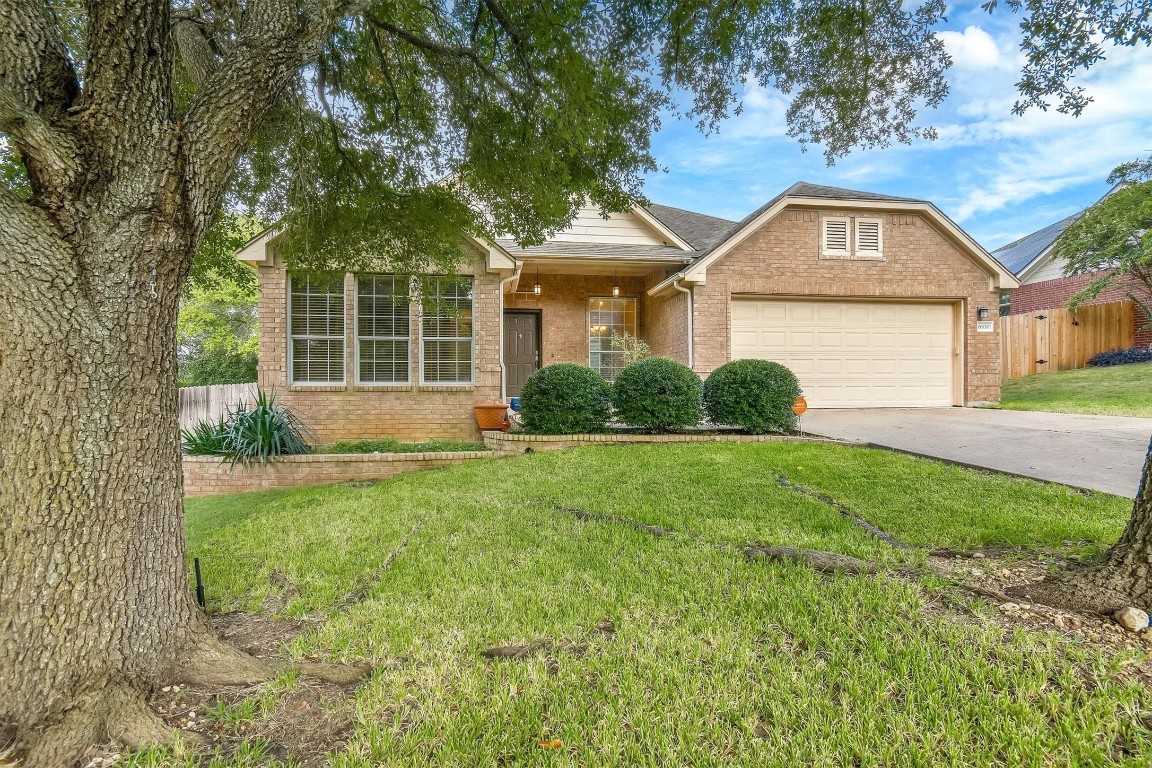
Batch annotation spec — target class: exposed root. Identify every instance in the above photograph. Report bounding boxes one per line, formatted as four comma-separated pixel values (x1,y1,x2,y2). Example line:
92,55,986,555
105,687,204,751
556,505,676,538
342,515,427,606
176,631,285,687
1005,572,1126,616
743,545,878,575
776,473,911,550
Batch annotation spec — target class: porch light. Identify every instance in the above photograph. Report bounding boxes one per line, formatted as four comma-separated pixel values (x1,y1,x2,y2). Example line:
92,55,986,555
977,306,989,320
534,269,542,296
612,271,620,297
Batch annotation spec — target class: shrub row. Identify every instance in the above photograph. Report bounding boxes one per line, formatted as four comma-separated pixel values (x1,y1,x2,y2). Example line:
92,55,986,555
1088,346,1152,367
519,358,800,435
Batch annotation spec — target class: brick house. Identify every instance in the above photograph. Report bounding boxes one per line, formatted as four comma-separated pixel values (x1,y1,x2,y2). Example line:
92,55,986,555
237,182,1018,441
992,205,1152,348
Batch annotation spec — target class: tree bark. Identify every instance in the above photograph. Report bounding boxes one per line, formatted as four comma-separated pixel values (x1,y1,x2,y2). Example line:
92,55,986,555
1010,437,1152,613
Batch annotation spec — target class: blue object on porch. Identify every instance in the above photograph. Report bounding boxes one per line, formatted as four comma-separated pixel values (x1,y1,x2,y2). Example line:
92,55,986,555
509,397,521,411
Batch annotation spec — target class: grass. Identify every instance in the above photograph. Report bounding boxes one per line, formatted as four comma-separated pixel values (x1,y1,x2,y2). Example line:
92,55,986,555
315,438,488,454
168,443,1147,766
1000,361,1152,418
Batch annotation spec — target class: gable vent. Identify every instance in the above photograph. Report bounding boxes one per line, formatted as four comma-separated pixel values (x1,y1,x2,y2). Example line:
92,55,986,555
822,218,850,254
856,218,882,254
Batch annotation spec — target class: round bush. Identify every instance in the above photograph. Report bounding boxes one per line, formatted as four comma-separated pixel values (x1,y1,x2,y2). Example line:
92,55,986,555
703,359,801,434
519,364,612,434
611,357,702,432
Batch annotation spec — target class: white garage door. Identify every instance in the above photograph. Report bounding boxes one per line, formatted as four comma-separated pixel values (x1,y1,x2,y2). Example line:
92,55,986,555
731,299,956,408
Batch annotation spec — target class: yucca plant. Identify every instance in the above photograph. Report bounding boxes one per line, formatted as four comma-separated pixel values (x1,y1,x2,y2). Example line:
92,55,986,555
180,417,229,456
223,389,314,465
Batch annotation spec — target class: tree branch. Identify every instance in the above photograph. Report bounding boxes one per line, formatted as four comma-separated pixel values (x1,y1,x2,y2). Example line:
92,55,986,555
365,14,516,93
0,0,81,193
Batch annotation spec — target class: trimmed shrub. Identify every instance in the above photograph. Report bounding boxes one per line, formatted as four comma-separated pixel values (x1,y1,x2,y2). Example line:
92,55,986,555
1088,347,1152,367
611,357,702,432
703,359,801,434
520,364,612,434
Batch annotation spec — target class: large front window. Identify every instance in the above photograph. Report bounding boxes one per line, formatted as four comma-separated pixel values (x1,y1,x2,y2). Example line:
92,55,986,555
289,274,345,384
588,297,637,380
422,276,474,384
357,274,411,383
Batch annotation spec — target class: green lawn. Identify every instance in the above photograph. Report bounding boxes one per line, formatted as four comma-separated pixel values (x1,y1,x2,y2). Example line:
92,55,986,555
162,443,1146,767
1000,362,1152,418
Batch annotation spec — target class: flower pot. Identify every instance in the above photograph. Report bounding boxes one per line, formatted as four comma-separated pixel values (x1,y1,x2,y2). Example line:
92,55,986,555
473,403,509,431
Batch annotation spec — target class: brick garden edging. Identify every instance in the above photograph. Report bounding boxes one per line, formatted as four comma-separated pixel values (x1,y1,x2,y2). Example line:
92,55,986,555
183,451,492,496
482,430,836,454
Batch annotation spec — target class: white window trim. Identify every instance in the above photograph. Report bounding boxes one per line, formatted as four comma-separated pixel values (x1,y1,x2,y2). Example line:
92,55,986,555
820,215,851,257
354,274,413,386
587,296,638,380
418,276,476,386
854,216,884,259
287,274,346,386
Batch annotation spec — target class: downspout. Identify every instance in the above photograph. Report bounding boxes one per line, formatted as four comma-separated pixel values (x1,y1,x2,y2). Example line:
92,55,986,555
498,259,524,402
672,279,694,370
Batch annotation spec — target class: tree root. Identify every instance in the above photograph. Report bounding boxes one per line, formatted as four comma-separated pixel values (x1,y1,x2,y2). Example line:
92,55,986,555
743,545,878,575
342,515,427,606
775,473,911,550
556,505,677,538
177,617,371,688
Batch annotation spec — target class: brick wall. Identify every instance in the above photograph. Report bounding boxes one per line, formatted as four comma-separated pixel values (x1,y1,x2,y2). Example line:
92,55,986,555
643,273,690,364
257,246,504,442
1011,272,1152,347
183,452,491,496
690,208,1003,404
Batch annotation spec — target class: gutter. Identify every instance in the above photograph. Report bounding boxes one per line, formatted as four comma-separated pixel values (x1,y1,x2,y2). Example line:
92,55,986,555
672,279,694,370
498,259,524,402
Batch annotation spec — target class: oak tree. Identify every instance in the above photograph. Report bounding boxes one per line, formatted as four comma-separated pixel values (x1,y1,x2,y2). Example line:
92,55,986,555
0,0,1148,763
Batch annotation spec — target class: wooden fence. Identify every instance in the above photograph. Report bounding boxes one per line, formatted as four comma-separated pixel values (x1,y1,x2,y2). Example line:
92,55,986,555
1000,300,1134,380
178,383,256,430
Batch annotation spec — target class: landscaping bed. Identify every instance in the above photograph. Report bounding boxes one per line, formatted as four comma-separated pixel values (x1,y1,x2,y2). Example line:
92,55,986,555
121,442,1152,766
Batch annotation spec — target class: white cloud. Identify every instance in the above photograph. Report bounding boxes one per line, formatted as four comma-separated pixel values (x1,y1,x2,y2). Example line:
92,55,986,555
937,26,1014,71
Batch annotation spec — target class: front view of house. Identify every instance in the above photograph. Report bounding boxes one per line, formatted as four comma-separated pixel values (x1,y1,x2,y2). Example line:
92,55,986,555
237,182,1018,441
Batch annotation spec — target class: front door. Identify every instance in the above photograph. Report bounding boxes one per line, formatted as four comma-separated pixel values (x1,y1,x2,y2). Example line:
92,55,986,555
504,311,540,397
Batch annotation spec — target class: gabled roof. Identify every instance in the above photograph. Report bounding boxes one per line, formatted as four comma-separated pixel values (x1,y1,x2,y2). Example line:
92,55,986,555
644,204,736,251
649,181,1019,294
991,214,1079,277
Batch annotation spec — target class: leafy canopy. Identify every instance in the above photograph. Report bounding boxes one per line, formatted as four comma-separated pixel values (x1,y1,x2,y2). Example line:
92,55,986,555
1054,157,1152,322
3,0,1150,282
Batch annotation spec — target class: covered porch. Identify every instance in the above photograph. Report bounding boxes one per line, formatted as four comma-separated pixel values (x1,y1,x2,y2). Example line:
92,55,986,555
499,254,693,398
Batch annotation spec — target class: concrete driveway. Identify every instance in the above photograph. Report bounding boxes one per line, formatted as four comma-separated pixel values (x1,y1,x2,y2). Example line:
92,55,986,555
802,408,1151,498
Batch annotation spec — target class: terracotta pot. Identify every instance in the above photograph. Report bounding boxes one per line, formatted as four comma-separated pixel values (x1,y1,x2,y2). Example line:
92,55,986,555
473,403,509,431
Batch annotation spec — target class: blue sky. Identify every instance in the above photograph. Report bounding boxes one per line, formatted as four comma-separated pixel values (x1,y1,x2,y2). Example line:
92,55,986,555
640,2,1152,251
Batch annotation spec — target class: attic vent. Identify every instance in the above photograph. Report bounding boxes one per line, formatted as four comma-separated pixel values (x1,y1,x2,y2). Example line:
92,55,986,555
822,217,850,255
855,218,883,255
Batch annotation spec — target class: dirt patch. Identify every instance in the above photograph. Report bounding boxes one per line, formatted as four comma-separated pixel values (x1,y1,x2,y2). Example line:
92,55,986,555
929,547,1152,688
84,613,355,768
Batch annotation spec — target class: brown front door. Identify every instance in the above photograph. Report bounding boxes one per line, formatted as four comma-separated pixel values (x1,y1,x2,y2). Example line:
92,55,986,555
504,311,540,397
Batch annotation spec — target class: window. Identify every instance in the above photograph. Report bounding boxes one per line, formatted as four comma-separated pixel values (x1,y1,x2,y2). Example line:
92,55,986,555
289,274,345,383
588,297,637,381
822,215,883,259
357,275,411,383
999,289,1012,317
421,276,474,384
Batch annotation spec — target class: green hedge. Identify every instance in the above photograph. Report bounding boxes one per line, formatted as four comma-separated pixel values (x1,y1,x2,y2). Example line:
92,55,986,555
611,357,702,432
519,364,612,434
702,359,800,434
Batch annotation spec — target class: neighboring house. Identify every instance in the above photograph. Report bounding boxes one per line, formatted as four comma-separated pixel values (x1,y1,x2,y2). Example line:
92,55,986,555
237,182,1018,441
993,203,1152,348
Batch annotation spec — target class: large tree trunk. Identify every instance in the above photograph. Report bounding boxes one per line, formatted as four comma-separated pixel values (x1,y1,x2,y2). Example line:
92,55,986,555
1011,437,1152,613
0,189,207,762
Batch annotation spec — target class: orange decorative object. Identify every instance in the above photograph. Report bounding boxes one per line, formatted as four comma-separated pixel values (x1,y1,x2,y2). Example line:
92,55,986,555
537,739,564,750
473,403,509,430
791,396,808,415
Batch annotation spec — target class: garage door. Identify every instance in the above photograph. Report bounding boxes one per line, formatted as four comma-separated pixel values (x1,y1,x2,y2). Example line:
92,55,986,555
731,299,956,408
